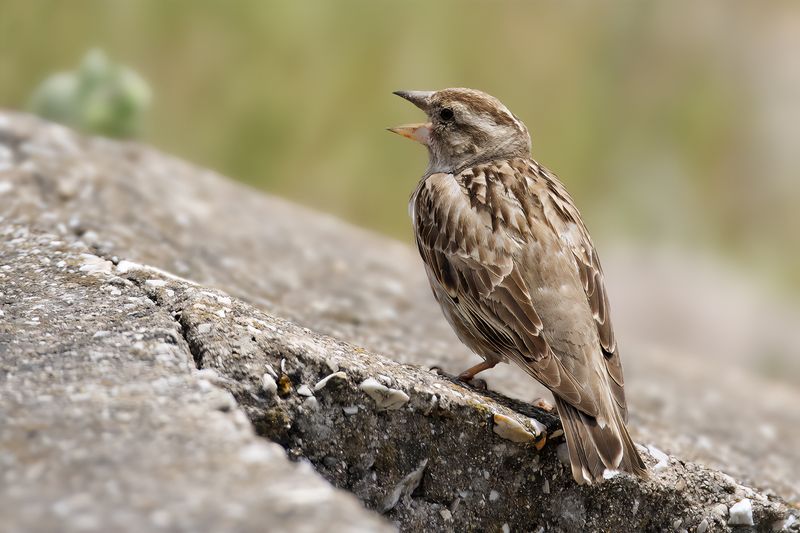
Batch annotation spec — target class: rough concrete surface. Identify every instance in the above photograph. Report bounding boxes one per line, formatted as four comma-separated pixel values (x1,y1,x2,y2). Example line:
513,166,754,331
0,227,390,533
0,111,798,532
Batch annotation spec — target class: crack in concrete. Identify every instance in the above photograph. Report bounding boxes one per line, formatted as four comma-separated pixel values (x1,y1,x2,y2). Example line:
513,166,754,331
176,311,205,370
74,245,205,373
124,274,206,370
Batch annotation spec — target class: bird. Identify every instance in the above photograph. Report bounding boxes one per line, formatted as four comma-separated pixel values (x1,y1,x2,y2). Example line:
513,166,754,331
389,88,646,484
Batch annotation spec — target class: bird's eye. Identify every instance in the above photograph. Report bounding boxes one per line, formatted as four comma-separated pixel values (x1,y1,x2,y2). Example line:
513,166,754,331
439,107,454,121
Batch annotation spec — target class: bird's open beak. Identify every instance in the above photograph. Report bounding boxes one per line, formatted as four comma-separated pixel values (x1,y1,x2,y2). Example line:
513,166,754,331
387,122,431,145
389,90,435,145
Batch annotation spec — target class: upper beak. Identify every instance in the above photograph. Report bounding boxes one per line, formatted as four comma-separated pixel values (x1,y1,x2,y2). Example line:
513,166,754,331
389,90,435,145
392,90,434,112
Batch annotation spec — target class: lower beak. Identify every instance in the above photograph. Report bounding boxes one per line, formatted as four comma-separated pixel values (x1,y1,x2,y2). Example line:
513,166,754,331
388,122,431,145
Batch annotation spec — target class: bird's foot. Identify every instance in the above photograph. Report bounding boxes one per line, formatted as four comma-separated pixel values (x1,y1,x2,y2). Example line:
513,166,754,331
431,365,490,390
459,376,489,390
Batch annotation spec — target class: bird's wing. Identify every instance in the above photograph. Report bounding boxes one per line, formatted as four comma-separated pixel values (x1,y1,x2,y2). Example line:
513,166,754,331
413,161,600,416
533,163,628,420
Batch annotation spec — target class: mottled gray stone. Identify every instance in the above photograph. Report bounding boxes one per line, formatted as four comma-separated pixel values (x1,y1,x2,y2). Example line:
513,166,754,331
111,260,791,532
0,229,390,533
0,110,798,505
0,111,798,532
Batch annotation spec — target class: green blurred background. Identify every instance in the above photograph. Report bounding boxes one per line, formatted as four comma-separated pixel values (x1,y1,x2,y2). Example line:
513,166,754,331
2,1,799,295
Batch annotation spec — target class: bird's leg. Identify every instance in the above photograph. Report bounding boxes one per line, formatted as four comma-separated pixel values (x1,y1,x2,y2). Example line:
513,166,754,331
457,360,498,384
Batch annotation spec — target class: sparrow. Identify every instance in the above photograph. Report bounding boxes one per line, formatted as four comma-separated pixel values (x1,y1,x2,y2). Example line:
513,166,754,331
389,88,646,484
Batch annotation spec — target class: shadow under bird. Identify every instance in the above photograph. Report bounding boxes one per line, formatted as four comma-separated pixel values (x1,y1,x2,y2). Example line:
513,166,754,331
389,88,646,484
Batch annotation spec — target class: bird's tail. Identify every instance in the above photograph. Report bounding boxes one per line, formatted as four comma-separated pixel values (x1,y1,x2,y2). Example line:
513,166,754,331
554,395,647,484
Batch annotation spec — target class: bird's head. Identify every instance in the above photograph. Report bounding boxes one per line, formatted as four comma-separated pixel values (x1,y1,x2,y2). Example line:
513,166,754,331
389,88,531,173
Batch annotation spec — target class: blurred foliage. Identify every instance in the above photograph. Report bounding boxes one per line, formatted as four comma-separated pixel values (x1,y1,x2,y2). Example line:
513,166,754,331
28,49,151,138
1,1,799,294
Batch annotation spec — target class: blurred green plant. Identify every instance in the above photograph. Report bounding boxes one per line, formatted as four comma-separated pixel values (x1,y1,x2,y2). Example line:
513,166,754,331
28,49,151,138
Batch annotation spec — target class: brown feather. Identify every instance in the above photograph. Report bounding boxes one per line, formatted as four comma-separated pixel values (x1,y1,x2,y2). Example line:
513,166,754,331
411,156,645,482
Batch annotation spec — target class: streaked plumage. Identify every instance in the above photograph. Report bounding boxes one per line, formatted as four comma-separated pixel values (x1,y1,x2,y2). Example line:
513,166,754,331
391,88,646,484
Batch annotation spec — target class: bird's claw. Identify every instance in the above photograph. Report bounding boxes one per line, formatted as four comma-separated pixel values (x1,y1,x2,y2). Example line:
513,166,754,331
431,366,490,391
459,376,488,390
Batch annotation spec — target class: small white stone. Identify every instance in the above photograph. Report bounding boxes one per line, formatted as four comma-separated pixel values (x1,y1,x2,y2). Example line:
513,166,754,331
528,417,546,437
489,490,499,502
261,374,278,395
542,479,550,494
492,413,537,444
439,509,453,522
728,498,754,526
303,396,319,411
359,378,409,410
296,384,313,397
115,260,141,273
314,371,347,391
197,323,212,334
695,518,708,533
78,254,113,274
264,364,278,379
325,357,340,373
501,524,510,533
145,279,166,287
342,405,359,415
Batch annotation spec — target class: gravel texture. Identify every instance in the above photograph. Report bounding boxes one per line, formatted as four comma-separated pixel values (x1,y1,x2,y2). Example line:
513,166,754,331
0,228,390,533
1,111,798,531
